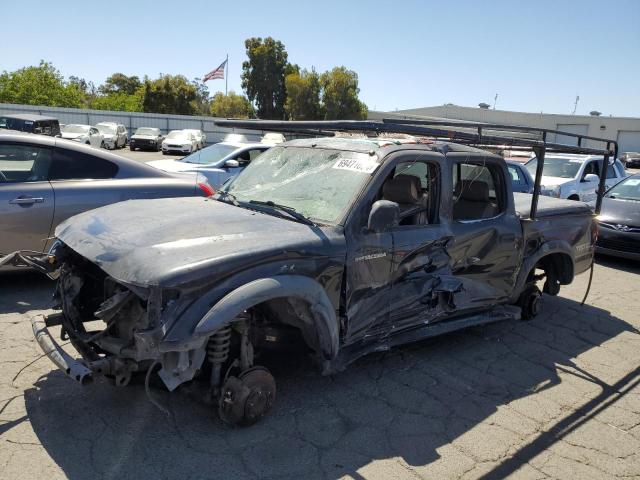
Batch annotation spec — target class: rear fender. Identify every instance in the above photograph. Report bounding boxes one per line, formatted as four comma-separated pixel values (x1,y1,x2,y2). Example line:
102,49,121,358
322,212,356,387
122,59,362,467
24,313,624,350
509,240,575,302
194,275,339,360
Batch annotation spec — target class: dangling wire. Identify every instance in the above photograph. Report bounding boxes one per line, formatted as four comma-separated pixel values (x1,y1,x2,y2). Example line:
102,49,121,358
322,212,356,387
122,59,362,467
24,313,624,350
144,360,171,418
580,260,595,306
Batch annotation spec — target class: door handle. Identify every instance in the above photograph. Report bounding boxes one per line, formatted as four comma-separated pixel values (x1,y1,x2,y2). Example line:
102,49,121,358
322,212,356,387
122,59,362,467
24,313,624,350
9,197,44,205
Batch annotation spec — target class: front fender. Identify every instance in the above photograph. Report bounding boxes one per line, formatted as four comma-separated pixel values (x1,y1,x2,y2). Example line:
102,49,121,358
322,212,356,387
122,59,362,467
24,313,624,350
194,275,339,360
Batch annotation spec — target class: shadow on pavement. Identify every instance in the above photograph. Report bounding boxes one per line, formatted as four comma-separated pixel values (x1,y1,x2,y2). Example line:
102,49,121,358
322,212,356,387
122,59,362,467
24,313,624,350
21,294,638,479
0,270,54,315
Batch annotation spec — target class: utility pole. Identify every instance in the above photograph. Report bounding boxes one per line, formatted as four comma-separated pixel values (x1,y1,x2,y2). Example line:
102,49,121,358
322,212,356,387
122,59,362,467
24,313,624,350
572,95,580,115
493,93,498,109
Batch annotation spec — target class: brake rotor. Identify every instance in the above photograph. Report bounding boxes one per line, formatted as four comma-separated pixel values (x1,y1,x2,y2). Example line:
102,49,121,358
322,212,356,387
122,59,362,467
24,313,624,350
218,366,276,426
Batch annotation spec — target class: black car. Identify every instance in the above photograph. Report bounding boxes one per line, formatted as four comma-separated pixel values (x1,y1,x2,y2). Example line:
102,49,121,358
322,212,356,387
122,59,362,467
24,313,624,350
620,152,640,169
129,127,164,151
0,113,61,136
596,173,640,260
506,160,534,193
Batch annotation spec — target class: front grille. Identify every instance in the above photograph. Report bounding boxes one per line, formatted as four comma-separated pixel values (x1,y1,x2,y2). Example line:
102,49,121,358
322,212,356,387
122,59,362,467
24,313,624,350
597,237,640,253
167,144,182,148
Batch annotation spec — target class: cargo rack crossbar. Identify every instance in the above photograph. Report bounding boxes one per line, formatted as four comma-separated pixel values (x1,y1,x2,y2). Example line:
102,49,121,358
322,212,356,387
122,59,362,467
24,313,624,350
214,118,618,217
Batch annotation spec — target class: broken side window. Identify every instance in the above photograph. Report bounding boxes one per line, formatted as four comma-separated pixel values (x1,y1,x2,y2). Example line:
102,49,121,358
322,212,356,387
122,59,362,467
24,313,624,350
453,161,505,221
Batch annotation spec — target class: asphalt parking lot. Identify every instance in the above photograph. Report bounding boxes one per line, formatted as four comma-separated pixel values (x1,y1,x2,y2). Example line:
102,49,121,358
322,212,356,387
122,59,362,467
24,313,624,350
1,254,639,480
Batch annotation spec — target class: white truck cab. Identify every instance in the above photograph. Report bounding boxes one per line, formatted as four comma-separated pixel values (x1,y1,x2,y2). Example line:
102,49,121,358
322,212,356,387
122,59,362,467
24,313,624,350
524,154,627,202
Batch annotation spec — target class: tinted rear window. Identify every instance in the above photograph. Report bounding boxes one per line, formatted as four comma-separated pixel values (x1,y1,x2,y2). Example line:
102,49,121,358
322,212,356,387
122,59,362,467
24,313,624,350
50,148,118,180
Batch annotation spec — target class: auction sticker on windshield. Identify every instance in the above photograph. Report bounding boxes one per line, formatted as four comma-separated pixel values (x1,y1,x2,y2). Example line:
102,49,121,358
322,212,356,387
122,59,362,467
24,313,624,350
332,157,379,173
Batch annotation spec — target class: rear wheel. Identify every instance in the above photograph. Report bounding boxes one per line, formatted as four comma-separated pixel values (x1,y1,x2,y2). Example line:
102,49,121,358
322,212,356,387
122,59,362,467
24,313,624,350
518,284,542,321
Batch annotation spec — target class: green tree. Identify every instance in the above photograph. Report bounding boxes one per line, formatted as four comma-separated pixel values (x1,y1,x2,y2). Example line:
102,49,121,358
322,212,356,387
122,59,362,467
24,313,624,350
92,91,143,112
0,61,83,107
100,73,142,96
284,69,323,120
320,67,368,120
191,79,211,115
241,37,289,119
210,91,255,118
141,74,198,114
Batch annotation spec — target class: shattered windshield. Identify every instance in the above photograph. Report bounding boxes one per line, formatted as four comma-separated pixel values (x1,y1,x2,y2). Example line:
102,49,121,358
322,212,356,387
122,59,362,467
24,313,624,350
223,146,379,224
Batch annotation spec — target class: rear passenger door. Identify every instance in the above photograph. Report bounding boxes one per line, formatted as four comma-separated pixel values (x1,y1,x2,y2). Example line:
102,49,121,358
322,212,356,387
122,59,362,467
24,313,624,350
0,142,55,254
46,147,121,247
447,155,522,309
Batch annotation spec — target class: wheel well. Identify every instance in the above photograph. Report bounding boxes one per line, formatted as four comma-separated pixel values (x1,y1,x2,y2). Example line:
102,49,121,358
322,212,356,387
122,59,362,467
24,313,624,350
567,194,580,200
249,297,326,356
536,252,574,285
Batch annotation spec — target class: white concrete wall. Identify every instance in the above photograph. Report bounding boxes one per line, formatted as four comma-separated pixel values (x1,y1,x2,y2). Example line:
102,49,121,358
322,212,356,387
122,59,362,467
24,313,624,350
370,106,640,154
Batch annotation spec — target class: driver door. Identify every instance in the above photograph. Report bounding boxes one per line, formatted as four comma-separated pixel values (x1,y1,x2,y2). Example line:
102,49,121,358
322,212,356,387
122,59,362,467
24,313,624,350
0,141,54,255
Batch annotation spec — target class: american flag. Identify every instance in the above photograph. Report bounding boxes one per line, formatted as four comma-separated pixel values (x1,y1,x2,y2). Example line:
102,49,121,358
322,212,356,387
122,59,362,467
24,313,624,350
203,59,227,82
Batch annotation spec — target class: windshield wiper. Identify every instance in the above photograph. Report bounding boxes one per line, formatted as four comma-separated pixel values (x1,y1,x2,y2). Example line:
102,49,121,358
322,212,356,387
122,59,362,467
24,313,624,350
248,200,316,226
215,191,239,206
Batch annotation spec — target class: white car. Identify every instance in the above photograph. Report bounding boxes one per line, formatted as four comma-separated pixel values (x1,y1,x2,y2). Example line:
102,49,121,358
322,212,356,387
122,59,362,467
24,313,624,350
95,122,128,149
184,129,206,150
261,132,286,145
60,124,103,148
524,154,628,202
149,141,269,188
162,130,198,155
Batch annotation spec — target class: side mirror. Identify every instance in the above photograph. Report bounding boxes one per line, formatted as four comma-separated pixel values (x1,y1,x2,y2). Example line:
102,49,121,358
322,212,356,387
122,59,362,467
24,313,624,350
225,159,240,168
584,173,599,183
367,200,399,233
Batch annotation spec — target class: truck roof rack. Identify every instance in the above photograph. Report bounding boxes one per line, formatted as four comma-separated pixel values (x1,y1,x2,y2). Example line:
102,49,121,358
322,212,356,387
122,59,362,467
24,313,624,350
214,119,617,217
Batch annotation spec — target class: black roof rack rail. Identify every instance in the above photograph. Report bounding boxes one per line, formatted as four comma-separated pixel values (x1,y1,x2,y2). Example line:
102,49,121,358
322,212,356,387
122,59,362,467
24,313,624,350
213,119,616,217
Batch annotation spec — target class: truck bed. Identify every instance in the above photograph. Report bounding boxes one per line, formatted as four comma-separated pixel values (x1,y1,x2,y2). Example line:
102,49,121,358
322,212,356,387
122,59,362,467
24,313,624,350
513,192,593,218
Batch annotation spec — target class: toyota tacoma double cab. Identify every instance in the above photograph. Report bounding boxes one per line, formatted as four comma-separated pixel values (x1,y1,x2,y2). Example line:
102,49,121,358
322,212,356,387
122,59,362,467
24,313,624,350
3,119,613,426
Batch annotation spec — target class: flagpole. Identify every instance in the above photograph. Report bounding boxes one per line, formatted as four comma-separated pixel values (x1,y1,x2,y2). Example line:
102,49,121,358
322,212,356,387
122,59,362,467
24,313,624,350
225,54,228,96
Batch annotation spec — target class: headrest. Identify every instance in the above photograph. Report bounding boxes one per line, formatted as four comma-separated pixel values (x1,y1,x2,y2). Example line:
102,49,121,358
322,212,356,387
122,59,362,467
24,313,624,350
455,180,489,202
383,174,420,204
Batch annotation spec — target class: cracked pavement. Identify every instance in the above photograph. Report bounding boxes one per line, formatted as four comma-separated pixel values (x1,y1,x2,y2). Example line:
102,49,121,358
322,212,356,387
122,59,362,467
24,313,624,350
1,255,639,480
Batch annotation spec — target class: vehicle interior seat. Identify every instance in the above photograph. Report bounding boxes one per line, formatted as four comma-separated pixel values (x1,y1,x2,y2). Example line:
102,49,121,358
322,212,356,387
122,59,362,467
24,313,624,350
453,180,497,220
382,174,429,225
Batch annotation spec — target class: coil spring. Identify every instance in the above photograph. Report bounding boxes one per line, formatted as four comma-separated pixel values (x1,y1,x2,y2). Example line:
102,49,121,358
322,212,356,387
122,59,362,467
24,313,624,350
207,325,231,365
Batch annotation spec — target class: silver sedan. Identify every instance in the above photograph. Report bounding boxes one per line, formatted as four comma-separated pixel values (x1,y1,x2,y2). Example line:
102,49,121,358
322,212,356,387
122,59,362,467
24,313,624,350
0,131,213,259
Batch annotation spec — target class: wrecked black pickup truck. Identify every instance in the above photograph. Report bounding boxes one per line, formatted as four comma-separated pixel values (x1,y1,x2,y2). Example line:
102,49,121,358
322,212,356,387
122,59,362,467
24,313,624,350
2,119,617,426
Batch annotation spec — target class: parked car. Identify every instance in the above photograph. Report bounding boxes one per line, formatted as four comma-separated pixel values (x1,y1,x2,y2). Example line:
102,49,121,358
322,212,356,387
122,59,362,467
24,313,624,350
149,141,269,188
95,122,128,149
261,132,286,145
161,130,198,155
184,129,206,150
60,124,103,148
524,154,627,202
620,152,640,168
0,131,213,260
595,173,640,260
506,160,534,193
222,133,249,143
0,114,61,136
10,127,600,426
129,127,164,151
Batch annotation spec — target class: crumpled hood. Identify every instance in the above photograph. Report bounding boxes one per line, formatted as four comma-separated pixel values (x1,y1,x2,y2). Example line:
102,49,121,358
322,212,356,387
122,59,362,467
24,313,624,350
147,159,200,173
54,197,342,287
102,134,115,140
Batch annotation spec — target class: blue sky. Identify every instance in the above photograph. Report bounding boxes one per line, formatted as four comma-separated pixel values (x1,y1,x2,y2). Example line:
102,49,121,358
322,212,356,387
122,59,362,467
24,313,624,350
3,0,639,116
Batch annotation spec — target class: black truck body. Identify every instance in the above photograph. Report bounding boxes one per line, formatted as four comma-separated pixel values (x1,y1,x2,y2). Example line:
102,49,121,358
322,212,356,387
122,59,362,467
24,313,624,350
4,119,615,426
